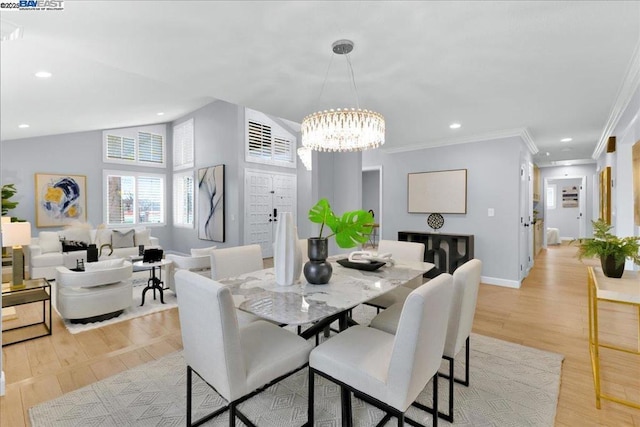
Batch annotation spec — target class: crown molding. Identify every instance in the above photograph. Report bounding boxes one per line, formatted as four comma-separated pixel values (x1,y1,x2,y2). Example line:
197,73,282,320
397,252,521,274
592,41,640,160
382,127,538,155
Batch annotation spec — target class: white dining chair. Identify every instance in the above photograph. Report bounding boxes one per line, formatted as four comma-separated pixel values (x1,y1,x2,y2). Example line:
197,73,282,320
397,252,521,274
369,258,483,422
210,244,266,326
210,244,264,280
308,273,453,427
175,270,313,427
364,239,426,311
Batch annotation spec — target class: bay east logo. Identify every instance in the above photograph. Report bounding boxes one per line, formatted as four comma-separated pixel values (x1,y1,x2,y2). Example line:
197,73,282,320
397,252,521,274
19,0,63,7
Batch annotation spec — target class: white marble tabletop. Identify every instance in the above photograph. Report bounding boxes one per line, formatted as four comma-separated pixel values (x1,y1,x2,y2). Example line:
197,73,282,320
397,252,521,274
133,259,173,269
217,258,434,326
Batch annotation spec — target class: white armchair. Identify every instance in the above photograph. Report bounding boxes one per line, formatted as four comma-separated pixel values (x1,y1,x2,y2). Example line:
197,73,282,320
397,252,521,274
55,259,133,323
165,253,211,294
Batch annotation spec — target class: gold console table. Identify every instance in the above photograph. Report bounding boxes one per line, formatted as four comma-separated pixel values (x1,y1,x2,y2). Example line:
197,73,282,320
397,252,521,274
587,266,640,409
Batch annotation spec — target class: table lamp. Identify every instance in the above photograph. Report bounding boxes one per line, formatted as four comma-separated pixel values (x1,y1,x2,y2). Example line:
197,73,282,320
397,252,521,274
2,221,32,286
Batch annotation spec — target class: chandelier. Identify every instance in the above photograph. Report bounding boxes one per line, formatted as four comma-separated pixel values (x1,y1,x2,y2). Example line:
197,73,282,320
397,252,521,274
301,40,385,152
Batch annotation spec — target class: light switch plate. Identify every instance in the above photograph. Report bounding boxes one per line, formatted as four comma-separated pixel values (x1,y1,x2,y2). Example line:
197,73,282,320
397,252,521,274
488,208,495,217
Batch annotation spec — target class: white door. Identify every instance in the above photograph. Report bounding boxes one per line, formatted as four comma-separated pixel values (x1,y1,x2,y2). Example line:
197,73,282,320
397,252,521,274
519,161,531,281
244,170,297,257
578,177,587,238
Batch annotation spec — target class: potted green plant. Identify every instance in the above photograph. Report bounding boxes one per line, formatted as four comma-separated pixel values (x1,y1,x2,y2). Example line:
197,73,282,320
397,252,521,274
304,198,374,284
575,219,640,278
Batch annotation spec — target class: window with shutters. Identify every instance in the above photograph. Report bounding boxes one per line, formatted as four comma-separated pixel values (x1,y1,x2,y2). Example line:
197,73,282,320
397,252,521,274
104,170,165,226
103,125,166,168
173,171,194,227
245,109,296,168
173,119,194,170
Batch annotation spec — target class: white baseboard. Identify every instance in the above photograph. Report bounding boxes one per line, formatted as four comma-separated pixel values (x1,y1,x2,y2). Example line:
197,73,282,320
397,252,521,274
482,276,521,289
1,371,5,396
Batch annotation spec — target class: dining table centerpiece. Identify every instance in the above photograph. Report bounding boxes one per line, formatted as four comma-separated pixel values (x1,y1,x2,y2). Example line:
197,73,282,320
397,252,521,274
575,219,640,278
304,198,374,284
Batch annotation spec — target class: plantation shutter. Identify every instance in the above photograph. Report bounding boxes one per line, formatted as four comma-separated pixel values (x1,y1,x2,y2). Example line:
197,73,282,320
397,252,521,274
106,135,135,161
173,119,194,170
137,176,164,224
247,120,272,158
138,132,164,164
173,173,194,226
273,136,293,162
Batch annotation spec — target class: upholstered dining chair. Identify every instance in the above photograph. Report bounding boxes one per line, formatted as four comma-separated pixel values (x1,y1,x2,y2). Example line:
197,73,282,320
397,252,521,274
175,270,313,427
369,258,483,422
364,239,426,311
210,244,264,280
308,273,454,427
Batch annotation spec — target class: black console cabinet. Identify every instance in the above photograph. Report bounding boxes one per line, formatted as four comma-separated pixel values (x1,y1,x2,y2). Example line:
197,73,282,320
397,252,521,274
398,231,474,278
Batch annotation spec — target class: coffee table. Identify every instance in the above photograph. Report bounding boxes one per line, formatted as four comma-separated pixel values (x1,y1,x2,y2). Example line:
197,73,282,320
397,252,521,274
133,259,172,306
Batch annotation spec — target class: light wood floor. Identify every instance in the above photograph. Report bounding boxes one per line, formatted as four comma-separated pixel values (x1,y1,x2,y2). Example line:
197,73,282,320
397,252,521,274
2,245,640,426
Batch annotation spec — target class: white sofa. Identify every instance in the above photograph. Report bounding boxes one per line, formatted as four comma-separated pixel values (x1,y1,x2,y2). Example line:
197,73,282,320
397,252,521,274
55,259,133,323
27,226,160,280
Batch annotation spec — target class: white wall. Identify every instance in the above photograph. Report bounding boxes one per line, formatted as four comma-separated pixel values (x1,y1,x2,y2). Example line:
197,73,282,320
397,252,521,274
362,169,380,217
363,136,524,286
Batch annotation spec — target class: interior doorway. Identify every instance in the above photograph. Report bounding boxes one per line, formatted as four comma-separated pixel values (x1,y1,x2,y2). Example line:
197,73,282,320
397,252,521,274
544,175,587,245
362,166,382,248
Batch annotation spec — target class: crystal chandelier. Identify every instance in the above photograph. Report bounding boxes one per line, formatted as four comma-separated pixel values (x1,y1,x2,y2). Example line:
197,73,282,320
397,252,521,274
301,40,385,152
297,146,312,170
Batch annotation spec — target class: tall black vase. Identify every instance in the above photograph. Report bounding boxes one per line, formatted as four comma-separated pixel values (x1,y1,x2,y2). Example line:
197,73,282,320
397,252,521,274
303,238,333,284
601,255,625,278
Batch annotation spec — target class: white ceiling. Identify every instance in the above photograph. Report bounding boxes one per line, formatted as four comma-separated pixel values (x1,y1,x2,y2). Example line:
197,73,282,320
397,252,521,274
1,1,639,166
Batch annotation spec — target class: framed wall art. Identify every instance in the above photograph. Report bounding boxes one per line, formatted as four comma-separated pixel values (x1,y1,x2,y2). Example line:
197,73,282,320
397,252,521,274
561,186,579,208
35,173,87,227
407,169,467,214
198,164,225,242
634,140,640,226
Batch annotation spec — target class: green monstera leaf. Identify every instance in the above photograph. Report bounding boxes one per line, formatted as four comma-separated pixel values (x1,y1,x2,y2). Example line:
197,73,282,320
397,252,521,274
308,198,373,248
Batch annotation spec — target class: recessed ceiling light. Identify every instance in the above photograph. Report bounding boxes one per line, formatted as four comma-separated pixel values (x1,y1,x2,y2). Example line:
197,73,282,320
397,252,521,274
449,123,461,129
546,152,550,156
18,123,29,128
35,71,52,78
157,112,165,116
561,138,572,142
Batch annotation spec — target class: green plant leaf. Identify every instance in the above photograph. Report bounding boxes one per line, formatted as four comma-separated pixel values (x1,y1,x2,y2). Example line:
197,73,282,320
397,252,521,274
308,198,337,238
574,219,640,267
333,210,374,249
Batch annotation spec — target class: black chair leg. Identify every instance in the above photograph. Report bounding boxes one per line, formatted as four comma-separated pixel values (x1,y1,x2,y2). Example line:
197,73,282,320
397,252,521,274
397,413,404,427
341,386,352,427
187,366,193,426
308,368,315,426
229,403,236,427
432,373,438,427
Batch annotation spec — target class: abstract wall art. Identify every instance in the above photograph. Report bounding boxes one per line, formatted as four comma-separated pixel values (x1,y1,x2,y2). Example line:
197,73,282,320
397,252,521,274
561,185,579,208
198,164,225,242
35,173,87,227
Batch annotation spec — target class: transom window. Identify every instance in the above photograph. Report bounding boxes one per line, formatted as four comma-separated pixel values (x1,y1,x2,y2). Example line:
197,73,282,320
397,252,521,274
103,124,166,168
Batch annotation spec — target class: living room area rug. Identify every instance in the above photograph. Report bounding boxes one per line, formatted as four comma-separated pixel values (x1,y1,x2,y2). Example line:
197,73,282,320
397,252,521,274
52,270,178,334
29,310,564,426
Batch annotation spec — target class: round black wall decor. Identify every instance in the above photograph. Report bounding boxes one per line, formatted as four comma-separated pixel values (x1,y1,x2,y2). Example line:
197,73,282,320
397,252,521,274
427,213,444,231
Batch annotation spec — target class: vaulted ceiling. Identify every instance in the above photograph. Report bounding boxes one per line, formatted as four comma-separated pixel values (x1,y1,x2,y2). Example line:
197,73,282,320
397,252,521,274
1,1,639,166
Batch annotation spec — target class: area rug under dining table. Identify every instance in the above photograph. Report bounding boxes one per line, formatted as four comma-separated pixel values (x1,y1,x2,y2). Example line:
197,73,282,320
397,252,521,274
30,304,564,426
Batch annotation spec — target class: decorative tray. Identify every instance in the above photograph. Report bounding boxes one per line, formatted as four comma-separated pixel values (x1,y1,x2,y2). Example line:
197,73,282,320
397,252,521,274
336,258,386,271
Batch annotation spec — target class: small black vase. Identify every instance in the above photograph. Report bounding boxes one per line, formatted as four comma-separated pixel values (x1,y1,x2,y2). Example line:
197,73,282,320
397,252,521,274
303,238,333,284
601,255,625,278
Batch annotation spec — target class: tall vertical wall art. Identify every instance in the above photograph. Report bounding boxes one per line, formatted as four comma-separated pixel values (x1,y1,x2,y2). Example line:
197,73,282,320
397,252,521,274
599,167,611,225
633,140,640,226
35,173,87,227
198,164,225,242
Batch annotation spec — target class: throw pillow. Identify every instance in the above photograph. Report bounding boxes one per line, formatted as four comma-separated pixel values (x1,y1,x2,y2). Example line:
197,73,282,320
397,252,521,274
60,227,91,245
94,228,113,248
134,228,152,247
38,231,62,254
84,258,125,271
112,229,135,248
190,245,217,257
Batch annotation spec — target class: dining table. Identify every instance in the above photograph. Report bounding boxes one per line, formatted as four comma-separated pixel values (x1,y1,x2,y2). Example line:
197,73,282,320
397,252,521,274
217,256,435,339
